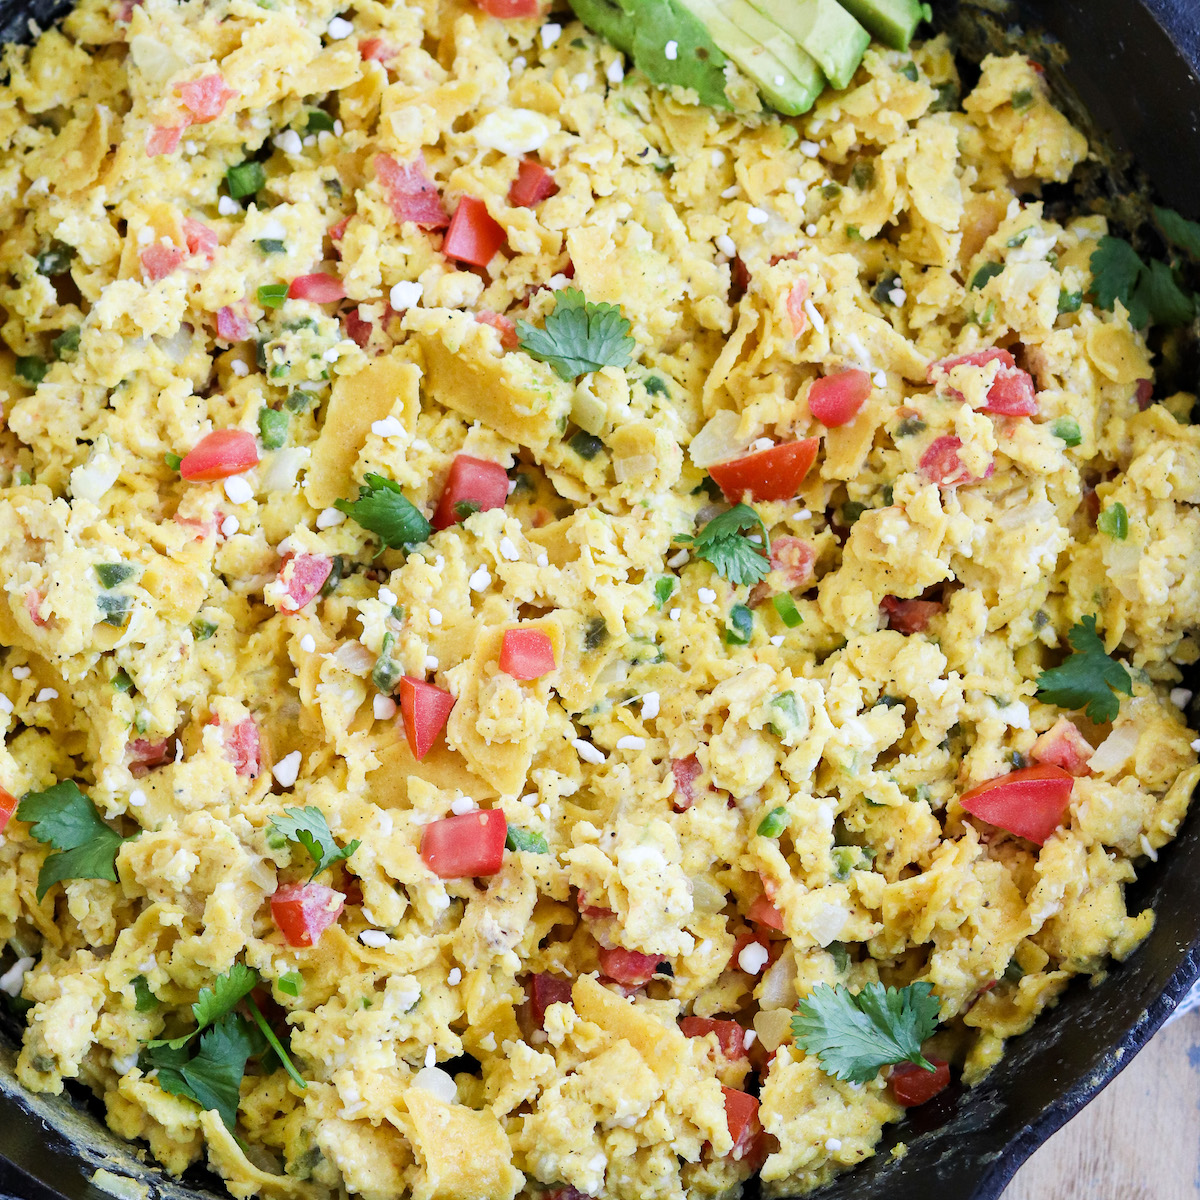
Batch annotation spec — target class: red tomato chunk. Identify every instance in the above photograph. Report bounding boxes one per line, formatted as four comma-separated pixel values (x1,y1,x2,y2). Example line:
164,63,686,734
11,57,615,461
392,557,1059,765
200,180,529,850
271,882,345,947
375,153,449,230
287,274,346,303
919,435,992,488
432,454,510,530
708,438,820,503
680,1017,749,1060
746,894,784,930
670,755,703,811
808,369,872,427
508,159,559,207
126,738,171,774
443,196,507,268
880,595,943,634
786,279,809,335
721,1086,765,1164
183,218,219,260
218,716,261,778
530,973,573,1029
475,310,519,349
0,785,18,834
140,243,184,282
216,306,250,343
889,1058,951,1106
959,764,1074,844
474,0,540,15
179,429,259,481
420,809,507,877
499,628,556,680
147,125,183,156
174,73,237,123
597,947,663,986
1030,716,1094,777
398,677,455,761
276,553,333,612
929,348,1037,417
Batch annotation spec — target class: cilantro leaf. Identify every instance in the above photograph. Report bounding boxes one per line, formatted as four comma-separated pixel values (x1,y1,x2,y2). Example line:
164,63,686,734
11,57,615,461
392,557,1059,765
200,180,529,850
17,781,129,901
268,806,360,880
1155,206,1200,259
244,995,306,1090
144,1014,254,1130
1089,236,1194,328
148,962,260,1050
678,503,770,587
335,474,432,552
132,975,159,1012
1035,615,1133,724
516,288,635,381
791,981,940,1084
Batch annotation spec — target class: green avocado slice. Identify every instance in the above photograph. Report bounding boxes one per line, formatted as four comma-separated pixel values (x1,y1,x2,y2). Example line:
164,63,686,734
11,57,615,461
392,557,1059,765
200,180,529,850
746,0,870,90
568,0,732,109
682,0,826,114
837,0,928,50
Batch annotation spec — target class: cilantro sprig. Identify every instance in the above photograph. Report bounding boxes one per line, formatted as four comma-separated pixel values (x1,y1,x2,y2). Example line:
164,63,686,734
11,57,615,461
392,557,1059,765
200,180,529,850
148,961,259,1050
516,288,635,381
791,981,940,1084
268,806,360,880
17,781,133,901
675,503,770,587
1035,615,1132,724
335,473,432,553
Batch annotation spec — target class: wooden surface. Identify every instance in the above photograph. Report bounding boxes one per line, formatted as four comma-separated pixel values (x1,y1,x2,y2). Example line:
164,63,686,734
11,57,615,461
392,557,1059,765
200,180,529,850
1005,1009,1200,1199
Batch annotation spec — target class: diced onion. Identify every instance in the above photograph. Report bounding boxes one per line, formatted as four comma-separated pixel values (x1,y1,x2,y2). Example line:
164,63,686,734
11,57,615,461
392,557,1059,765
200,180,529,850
1087,722,1140,776
689,410,745,468
753,1008,794,1053
756,947,797,1009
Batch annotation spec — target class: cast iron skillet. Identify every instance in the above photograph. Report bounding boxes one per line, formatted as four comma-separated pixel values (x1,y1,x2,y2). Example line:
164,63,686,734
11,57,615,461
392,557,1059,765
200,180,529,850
0,1,1199,1197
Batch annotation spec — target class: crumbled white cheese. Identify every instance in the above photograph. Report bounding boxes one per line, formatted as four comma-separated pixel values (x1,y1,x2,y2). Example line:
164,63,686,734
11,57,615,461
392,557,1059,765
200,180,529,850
272,750,302,788
223,475,253,505
573,738,605,765
616,735,645,750
389,280,423,310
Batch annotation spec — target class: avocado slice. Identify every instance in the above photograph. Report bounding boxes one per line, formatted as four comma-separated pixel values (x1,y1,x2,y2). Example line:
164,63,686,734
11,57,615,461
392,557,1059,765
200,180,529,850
746,0,869,90
568,0,732,109
837,0,928,50
680,0,826,114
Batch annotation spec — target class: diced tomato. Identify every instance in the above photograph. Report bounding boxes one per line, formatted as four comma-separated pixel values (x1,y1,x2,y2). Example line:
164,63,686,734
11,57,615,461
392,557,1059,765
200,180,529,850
375,153,449,230
708,438,820,503
359,36,395,62
808,369,872,427
721,1087,766,1165
730,256,751,301
443,196,507,268
270,882,344,947
576,891,615,921
24,589,47,627
958,763,1074,845
476,310,519,349
126,738,171,773
174,73,237,123
680,1017,749,1061
345,307,373,348
597,947,664,986
880,595,943,634
146,125,183,156
729,929,778,972
508,159,559,207
786,279,810,335
221,716,261,777
329,215,351,248
1135,378,1153,410
183,218,219,261
276,553,333,612
179,429,260,481
215,306,251,343
1030,716,1094,777
543,1190,588,1200
747,894,784,931
929,349,1037,417
140,243,185,282
432,454,510,529
0,785,17,834
499,628,556,680
474,0,540,15
420,808,507,877
919,435,992,488
670,755,703,811
115,0,143,23
889,1058,951,1107
287,273,345,303
398,676,455,760
530,973,573,1028
762,536,815,595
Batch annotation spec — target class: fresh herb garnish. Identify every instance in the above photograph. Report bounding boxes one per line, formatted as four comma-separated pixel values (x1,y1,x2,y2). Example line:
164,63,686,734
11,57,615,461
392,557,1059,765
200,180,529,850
654,576,677,608
1035,614,1133,723
17,781,132,901
505,827,549,854
675,503,770,587
1097,502,1128,540
51,327,80,360
516,288,635,381
306,110,335,134
1058,289,1082,314
268,806,360,880
970,261,1004,290
141,1015,254,1130
132,975,159,1012
453,499,481,520
1089,235,1194,328
791,981,940,1084
257,239,287,254
335,473,432,552
15,356,46,385
724,603,754,645
36,244,74,275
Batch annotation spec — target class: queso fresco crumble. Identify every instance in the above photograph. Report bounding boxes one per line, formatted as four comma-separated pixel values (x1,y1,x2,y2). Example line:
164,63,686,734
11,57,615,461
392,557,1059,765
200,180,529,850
1,0,1200,1197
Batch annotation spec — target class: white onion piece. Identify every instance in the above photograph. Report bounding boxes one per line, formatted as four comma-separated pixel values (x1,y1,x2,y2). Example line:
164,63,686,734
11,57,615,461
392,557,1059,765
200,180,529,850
689,410,745,468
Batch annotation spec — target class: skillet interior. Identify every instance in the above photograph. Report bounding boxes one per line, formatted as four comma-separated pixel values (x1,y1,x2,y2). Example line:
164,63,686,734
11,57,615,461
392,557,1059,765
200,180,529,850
0,1,1198,1196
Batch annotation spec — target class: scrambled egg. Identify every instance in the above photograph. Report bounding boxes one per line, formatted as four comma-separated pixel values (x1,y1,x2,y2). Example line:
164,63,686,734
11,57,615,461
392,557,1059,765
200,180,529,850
0,3,1198,1199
